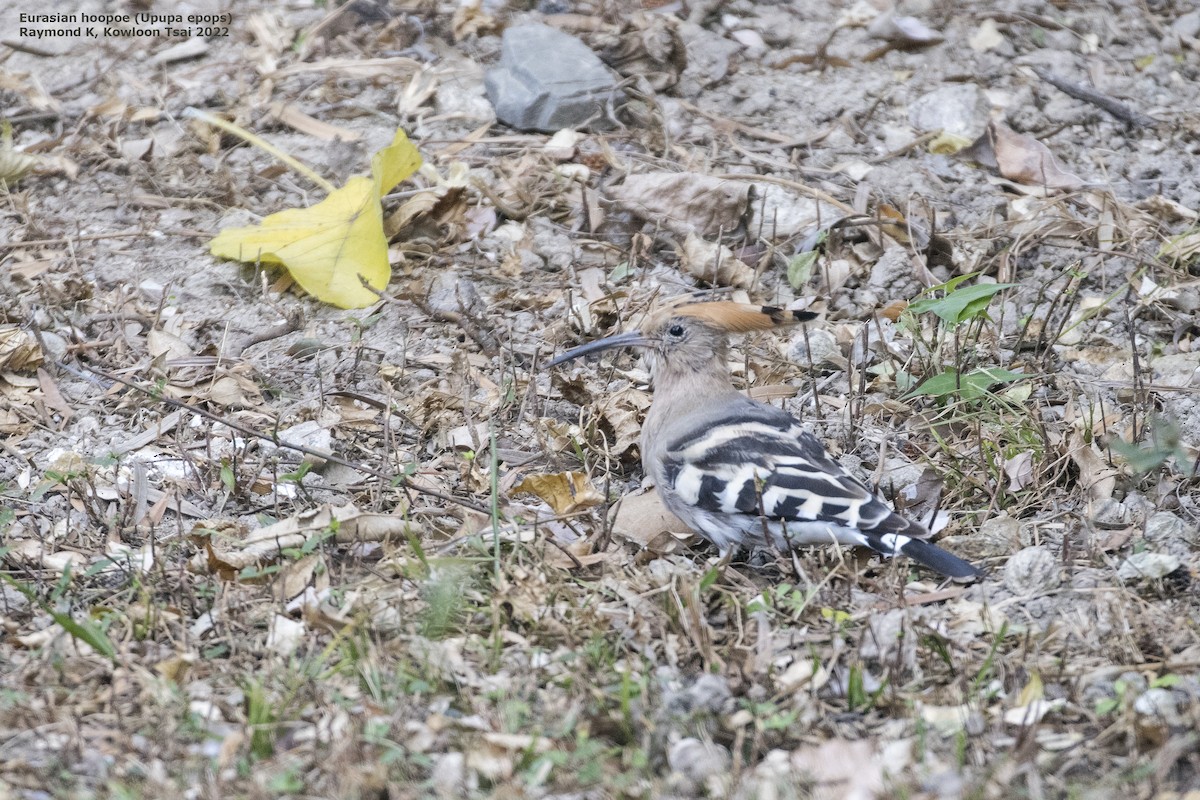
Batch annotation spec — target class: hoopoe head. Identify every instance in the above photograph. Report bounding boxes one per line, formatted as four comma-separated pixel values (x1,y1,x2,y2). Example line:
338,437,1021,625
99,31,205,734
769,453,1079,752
549,301,818,385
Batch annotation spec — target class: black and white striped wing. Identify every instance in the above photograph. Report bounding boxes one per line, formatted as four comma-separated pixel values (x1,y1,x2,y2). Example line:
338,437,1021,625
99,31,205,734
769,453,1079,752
659,400,980,580
660,405,901,536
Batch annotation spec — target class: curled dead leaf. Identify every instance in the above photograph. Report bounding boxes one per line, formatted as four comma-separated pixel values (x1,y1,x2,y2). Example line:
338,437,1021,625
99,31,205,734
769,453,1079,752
189,504,415,580
0,325,44,372
1068,431,1118,504
964,120,1084,191
609,487,690,551
596,386,651,457
607,171,749,238
679,233,756,289
512,471,604,516
0,120,40,182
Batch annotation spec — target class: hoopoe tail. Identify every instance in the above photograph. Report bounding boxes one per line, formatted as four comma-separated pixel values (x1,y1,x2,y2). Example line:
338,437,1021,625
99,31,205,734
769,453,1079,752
864,530,982,582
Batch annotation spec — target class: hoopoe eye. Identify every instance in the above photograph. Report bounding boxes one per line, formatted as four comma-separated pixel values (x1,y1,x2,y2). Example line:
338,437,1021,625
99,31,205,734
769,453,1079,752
667,324,686,338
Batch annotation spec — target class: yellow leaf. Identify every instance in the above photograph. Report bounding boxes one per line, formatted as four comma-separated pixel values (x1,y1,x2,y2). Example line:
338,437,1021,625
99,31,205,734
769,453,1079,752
0,120,40,183
209,127,421,309
512,471,604,516
372,128,422,197
928,131,972,155
1015,671,1043,707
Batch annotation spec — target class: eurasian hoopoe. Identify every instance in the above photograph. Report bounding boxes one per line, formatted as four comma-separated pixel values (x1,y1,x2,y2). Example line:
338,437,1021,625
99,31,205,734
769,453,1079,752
549,300,981,582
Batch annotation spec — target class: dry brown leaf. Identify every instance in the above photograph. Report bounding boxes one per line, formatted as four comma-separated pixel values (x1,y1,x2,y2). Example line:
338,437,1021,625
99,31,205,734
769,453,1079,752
1003,673,1064,726
0,122,40,183
597,386,650,456
679,233,756,289
147,328,193,361
1003,450,1035,492
37,367,72,422
1068,431,1118,504
397,67,439,116
0,325,44,372
0,70,61,112
965,120,1085,191
200,372,263,408
190,504,415,580
273,553,327,601
607,172,749,237
269,57,423,80
452,0,498,40
147,39,209,65
385,186,466,237
600,12,687,92
609,487,690,549
86,97,128,120
512,471,604,516
790,739,886,800
4,539,87,573
1137,194,1199,223
154,653,196,683
466,740,514,782
268,102,362,142
1159,230,1200,267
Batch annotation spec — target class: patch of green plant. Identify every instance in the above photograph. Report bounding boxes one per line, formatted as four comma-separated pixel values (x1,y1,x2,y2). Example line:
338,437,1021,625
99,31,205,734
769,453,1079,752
821,606,853,630
420,561,476,639
243,678,279,759
971,621,1009,696
899,272,1027,411
528,732,614,789
743,698,799,732
279,462,312,483
267,766,305,793
846,662,886,712
105,781,146,800
1110,417,1196,476
361,718,412,769
907,275,1016,326
907,366,1026,402
1094,678,1129,716
746,581,825,623
0,563,117,662
219,458,236,492
786,233,827,289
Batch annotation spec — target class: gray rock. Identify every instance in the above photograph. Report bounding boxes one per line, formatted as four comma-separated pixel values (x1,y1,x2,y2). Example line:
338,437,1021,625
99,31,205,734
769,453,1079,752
1165,9,1200,52
1003,545,1061,596
908,84,988,139
974,513,1022,556
787,327,839,365
668,738,731,789
485,23,625,132
431,752,467,798
272,420,333,468
1117,552,1181,581
1090,498,1134,529
1133,687,1184,725
1144,511,1200,558
1150,352,1200,387
1173,9,1200,37
663,673,732,717
678,21,742,96
868,246,924,299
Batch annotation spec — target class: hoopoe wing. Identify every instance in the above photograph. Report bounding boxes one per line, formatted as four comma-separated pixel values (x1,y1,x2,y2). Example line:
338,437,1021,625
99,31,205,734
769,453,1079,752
658,399,980,580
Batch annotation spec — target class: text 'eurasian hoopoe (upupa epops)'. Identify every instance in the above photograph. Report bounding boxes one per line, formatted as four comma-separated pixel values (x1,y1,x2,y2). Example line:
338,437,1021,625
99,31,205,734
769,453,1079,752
549,300,981,582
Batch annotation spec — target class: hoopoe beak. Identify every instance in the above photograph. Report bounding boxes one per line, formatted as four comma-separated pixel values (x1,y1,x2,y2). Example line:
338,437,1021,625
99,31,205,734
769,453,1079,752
547,330,650,367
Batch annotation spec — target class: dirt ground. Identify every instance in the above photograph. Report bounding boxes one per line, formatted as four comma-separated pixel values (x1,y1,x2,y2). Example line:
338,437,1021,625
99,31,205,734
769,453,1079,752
2,0,1200,797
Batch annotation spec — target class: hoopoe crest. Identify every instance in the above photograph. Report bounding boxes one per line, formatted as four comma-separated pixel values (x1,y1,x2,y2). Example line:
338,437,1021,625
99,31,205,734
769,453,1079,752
550,300,981,582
